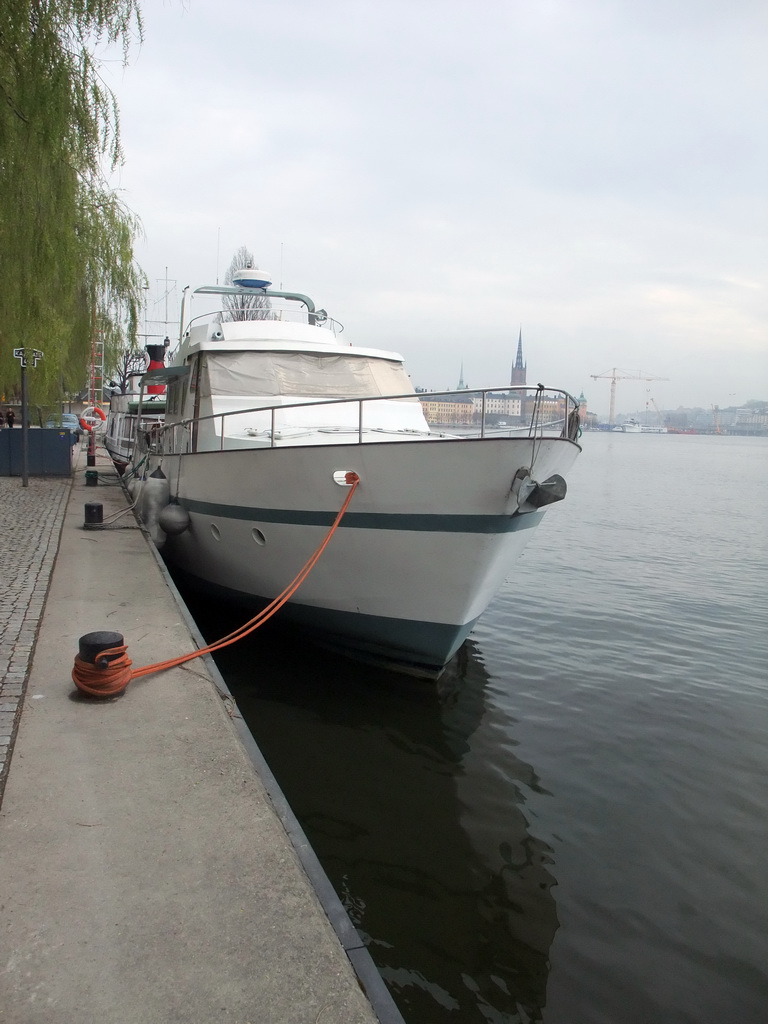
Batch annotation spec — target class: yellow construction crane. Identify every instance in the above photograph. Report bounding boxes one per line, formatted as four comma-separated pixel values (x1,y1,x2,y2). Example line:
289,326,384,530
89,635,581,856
590,368,669,425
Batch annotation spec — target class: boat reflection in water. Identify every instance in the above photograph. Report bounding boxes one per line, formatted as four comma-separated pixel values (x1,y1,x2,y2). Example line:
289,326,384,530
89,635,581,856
181,588,559,1023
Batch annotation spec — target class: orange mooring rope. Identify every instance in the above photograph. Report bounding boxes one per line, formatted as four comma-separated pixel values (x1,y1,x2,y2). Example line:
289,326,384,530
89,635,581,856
72,473,361,698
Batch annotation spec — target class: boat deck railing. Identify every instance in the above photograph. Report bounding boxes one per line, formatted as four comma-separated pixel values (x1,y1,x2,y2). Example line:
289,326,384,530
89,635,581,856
136,384,580,457
182,305,345,340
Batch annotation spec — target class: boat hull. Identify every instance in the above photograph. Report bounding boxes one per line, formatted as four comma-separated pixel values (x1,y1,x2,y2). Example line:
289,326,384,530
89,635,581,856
152,435,580,676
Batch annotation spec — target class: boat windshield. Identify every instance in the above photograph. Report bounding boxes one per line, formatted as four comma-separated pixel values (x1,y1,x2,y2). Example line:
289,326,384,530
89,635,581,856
199,350,415,399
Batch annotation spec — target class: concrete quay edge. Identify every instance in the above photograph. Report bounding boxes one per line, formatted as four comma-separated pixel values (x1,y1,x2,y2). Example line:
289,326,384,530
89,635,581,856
0,448,405,1024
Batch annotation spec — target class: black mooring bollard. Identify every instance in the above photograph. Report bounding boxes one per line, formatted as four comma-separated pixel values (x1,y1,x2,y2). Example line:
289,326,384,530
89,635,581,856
85,469,98,486
78,631,124,670
84,502,103,526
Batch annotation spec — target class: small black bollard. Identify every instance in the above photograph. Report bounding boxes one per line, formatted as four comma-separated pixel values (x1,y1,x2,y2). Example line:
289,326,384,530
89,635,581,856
78,631,124,670
85,469,98,486
84,502,103,526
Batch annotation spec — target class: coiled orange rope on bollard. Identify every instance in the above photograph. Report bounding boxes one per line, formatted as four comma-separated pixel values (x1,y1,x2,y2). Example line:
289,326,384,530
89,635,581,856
72,646,134,698
72,473,361,698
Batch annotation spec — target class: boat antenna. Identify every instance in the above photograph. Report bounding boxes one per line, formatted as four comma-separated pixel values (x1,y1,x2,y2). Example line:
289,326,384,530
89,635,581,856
279,241,284,290
179,286,190,344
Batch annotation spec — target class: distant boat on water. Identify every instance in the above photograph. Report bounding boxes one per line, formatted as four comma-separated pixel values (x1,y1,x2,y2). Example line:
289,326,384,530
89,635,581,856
615,419,667,434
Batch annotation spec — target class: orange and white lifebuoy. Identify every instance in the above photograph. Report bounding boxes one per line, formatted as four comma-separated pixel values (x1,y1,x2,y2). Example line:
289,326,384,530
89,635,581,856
79,406,107,431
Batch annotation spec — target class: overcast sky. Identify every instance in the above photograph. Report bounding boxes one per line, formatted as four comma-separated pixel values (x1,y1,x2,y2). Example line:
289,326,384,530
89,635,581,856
103,0,767,416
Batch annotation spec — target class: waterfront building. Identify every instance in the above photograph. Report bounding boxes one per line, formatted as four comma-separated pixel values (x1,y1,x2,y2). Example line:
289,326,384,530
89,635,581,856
419,394,475,424
470,392,523,419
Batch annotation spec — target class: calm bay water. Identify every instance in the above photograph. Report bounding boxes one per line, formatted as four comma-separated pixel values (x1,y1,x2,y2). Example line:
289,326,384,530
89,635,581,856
181,433,768,1024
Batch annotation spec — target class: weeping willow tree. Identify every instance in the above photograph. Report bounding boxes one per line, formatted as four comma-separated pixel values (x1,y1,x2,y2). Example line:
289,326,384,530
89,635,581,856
0,0,146,407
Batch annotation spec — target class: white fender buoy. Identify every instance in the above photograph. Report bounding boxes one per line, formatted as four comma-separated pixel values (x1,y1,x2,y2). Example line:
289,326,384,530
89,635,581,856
126,473,143,500
140,467,170,547
158,503,191,536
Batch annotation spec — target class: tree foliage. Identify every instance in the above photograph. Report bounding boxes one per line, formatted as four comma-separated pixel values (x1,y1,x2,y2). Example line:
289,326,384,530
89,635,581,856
108,346,147,394
221,246,273,321
0,0,146,405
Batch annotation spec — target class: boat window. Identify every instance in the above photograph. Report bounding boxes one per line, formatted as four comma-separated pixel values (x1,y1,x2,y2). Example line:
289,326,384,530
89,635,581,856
167,377,181,415
199,351,414,399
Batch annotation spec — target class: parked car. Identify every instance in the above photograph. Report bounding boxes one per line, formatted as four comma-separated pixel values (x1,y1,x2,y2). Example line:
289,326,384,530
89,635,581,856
45,412,83,441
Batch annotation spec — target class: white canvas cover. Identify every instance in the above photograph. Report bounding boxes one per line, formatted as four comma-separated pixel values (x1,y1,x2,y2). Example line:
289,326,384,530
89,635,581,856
199,351,414,400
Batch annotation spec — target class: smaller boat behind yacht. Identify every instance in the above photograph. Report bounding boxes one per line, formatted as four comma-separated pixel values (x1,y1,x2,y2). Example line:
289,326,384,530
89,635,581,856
105,343,168,473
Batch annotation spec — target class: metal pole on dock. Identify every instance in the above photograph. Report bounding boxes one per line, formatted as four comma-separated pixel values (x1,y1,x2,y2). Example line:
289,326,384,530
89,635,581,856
13,347,43,488
20,358,28,487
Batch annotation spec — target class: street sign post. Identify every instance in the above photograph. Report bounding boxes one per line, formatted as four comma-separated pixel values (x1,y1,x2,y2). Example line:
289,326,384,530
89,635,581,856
12,348,44,487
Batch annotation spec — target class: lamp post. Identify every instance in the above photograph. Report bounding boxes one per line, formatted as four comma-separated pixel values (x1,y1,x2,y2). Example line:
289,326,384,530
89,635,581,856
12,347,44,487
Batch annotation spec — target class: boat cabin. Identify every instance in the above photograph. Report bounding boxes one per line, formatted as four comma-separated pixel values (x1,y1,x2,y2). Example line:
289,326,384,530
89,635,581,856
161,291,430,450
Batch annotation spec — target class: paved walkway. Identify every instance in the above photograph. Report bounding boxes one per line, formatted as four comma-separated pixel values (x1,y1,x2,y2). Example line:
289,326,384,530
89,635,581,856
0,452,399,1024
0,475,70,800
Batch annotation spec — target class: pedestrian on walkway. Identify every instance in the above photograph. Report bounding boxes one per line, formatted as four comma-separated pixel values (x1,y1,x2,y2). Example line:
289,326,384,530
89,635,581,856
5,408,15,428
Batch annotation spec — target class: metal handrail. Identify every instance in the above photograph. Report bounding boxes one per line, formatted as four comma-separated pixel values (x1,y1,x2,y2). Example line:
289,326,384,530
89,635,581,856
137,384,580,457
182,307,345,338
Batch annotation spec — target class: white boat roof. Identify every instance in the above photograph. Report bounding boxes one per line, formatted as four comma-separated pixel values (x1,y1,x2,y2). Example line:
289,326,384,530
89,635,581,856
182,317,405,363
176,283,407,363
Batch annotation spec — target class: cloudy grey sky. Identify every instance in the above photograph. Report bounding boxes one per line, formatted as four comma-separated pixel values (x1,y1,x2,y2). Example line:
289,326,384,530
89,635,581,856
103,0,767,416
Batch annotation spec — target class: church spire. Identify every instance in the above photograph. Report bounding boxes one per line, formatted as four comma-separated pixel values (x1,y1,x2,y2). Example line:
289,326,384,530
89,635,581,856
457,361,465,390
510,327,527,386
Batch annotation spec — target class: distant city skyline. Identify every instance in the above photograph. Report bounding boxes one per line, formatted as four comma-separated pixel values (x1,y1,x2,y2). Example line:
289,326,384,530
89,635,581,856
412,339,761,420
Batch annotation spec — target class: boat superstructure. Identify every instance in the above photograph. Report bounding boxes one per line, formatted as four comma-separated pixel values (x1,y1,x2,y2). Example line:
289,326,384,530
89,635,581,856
105,382,166,473
130,273,582,676
105,343,169,472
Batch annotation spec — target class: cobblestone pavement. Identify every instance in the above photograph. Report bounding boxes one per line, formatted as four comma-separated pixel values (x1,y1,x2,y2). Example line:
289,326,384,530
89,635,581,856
0,475,71,804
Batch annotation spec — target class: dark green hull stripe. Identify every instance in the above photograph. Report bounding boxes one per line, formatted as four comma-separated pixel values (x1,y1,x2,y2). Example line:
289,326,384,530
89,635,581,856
181,499,542,534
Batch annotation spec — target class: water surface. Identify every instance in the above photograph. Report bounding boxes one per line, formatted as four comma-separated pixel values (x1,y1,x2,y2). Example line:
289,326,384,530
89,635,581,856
182,433,768,1023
